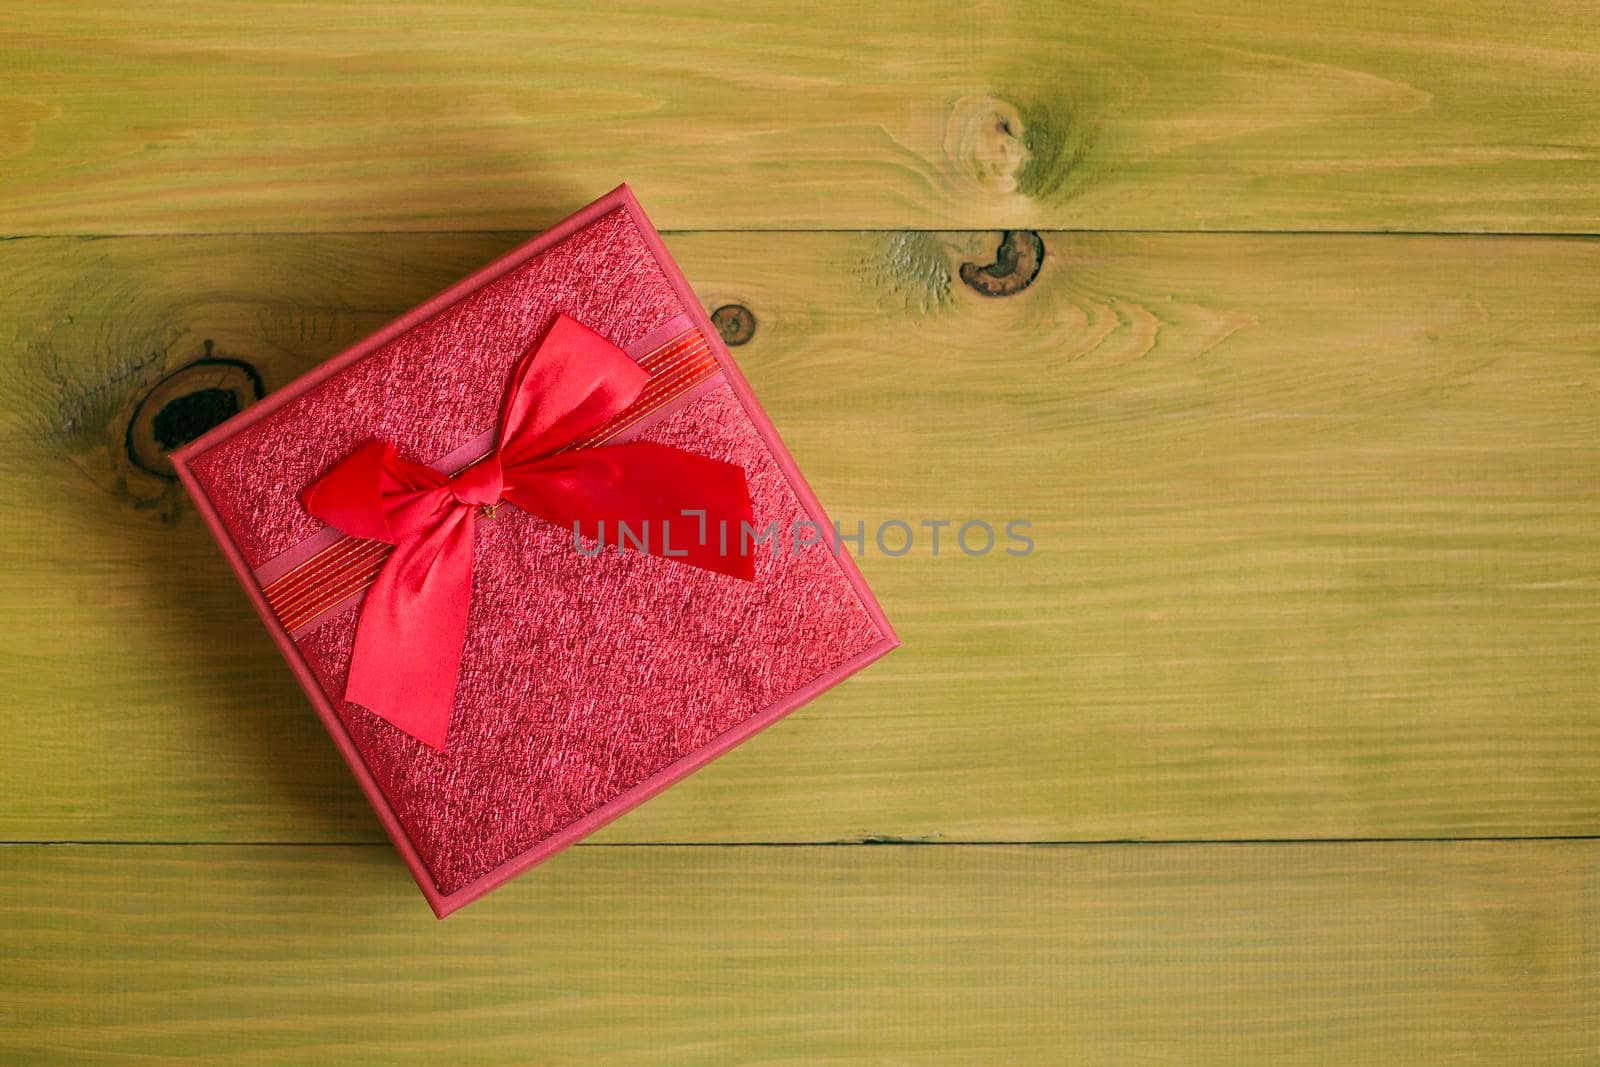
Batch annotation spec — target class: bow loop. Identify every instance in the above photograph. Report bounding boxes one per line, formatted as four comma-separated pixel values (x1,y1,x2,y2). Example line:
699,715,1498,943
497,314,650,469
301,313,753,750
301,440,451,544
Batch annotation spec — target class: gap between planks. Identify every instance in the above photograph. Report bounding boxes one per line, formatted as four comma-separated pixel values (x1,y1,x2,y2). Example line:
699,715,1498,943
3,837,1599,848
3,229,1600,240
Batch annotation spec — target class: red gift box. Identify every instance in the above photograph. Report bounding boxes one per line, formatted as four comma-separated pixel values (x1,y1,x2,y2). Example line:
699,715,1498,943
172,185,897,916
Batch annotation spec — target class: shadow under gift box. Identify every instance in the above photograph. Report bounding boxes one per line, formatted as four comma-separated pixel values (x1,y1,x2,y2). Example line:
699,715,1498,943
171,184,898,917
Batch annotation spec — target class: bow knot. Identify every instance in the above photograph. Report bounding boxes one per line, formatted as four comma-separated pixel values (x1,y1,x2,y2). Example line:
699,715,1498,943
301,313,753,750
447,455,504,509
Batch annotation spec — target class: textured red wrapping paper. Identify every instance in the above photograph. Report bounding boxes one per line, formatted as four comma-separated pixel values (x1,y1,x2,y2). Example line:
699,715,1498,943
171,185,897,916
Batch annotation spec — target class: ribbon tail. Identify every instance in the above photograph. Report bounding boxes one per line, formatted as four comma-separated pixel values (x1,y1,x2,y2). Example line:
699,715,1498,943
503,442,756,580
344,508,477,750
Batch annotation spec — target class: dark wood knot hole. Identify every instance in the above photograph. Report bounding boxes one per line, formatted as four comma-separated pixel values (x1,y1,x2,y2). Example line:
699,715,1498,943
960,231,1045,297
126,345,264,478
710,304,757,346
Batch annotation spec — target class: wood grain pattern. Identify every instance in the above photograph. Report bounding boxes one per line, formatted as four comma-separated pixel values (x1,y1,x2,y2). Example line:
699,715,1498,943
2,230,1595,844
3,842,1595,1064
4,2,1600,235
5,3,1596,1055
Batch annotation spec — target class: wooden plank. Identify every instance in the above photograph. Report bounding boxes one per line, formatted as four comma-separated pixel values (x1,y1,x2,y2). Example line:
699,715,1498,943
1,231,1597,843
4,2,1600,235
2,842,1595,1063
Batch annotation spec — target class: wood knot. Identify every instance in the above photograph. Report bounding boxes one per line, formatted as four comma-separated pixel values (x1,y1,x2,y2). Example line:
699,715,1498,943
710,304,756,346
944,94,1029,193
960,231,1045,297
125,346,263,478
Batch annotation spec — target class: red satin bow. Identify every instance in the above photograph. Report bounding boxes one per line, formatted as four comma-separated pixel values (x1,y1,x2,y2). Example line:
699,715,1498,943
301,313,754,750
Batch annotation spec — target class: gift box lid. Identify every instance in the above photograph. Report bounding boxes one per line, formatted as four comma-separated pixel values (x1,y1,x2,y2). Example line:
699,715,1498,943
171,185,897,916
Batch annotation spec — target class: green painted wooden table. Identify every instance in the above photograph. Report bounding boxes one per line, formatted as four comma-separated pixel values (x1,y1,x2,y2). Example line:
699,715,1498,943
2,3,1597,1062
